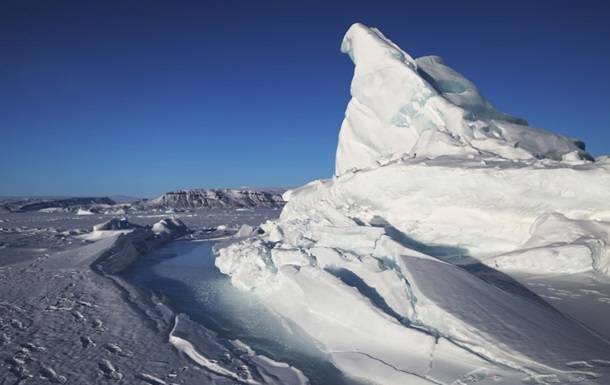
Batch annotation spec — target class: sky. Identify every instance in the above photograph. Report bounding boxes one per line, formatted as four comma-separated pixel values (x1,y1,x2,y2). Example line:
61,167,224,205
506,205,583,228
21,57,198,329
1,0,609,197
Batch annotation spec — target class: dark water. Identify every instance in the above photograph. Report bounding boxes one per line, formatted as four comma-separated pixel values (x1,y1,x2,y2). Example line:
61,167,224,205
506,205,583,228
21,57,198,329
124,240,361,385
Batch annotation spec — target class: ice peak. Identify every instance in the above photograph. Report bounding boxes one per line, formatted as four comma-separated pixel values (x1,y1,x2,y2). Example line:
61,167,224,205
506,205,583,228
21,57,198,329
341,23,417,73
335,23,591,175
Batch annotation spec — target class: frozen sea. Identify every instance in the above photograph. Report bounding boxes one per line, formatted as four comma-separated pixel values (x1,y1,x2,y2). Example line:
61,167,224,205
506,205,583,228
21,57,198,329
124,239,363,385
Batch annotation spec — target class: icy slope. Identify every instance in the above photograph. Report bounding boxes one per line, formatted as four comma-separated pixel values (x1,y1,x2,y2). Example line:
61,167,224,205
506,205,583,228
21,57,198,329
216,23,610,385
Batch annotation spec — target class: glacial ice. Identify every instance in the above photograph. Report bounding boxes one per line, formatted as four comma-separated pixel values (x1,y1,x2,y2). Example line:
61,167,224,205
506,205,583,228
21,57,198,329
216,23,610,385
336,24,591,175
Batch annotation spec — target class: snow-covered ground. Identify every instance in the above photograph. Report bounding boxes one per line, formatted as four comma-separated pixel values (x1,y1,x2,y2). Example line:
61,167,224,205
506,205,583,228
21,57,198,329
216,23,610,385
0,208,294,384
518,272,610,341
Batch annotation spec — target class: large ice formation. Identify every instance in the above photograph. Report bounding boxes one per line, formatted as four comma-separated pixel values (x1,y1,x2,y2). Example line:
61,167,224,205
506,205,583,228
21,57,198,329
216,23,610,385
336,24,592,175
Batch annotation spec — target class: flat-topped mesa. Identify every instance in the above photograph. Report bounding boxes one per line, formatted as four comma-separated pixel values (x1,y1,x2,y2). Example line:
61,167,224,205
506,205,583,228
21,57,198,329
137,188,285,209
335,23,591,176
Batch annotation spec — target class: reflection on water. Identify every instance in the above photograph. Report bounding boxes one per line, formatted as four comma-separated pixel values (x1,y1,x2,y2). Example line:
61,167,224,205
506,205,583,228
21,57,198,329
124,240,360,385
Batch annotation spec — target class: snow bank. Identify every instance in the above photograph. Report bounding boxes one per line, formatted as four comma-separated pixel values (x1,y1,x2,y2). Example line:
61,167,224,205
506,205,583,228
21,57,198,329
77,218,142,241
93,218,141,231
151,217,188,236
93,218,189,274
216,23,610,385
78,229,133,242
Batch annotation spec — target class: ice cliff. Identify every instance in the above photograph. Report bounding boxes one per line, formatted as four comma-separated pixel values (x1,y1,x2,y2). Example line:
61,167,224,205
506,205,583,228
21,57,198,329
216,23,610,385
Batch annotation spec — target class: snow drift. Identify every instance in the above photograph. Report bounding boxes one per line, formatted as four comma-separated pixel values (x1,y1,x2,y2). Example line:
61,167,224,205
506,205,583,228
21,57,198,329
216,23,610,385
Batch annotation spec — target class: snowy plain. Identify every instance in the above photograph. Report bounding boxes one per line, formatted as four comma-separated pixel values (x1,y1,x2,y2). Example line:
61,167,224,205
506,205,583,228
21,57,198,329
0,208,299,384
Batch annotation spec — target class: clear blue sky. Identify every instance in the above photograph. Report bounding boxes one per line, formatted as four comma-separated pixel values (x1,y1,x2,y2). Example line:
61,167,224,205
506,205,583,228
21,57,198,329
1,0,609,197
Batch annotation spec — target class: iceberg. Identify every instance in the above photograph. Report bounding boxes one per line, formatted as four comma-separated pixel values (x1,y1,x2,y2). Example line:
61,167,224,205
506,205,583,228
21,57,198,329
336,24,592,175
216,23,610,385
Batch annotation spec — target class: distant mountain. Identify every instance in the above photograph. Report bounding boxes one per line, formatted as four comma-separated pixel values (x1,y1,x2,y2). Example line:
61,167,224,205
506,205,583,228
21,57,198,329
108,195,142,204
2,197,116,212
135,189,285,209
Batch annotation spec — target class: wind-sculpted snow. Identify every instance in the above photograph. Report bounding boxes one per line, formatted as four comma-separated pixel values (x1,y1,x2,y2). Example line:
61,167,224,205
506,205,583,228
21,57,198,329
216,23,610,385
